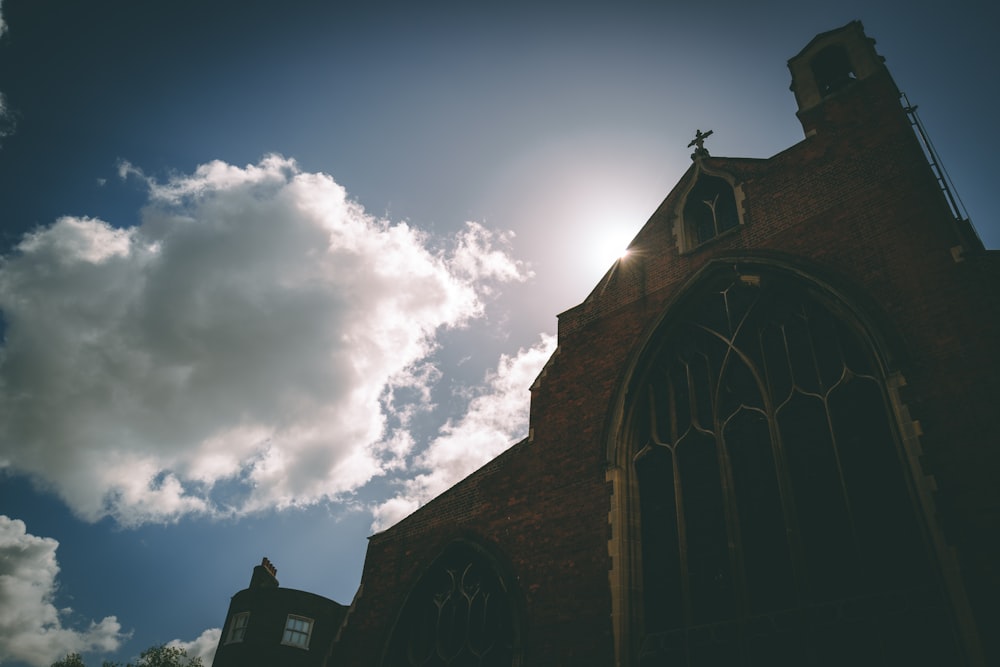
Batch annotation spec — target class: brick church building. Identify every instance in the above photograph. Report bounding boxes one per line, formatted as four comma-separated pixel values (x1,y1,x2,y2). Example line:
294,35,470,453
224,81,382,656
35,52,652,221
214,21,999,666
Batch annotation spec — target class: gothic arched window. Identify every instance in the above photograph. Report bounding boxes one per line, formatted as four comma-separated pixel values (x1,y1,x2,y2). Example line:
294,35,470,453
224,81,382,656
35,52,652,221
384,540,521,667
629,269,962,666
682,173,740,248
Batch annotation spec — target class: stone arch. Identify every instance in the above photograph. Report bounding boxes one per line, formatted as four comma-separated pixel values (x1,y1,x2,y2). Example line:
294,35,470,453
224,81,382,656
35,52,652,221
674,165,745,252
605,257,969,665
382,537,523,667
810,43,857,97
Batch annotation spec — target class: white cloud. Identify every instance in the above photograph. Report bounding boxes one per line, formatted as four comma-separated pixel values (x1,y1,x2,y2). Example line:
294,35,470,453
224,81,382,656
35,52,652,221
167,627,220,665
0,155,529,526
0,516,128,667
371,334,556,531
0,1,12,146
0,91,12,145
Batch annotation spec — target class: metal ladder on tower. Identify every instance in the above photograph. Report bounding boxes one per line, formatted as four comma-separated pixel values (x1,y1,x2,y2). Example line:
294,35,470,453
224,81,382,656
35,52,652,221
901,92,983,256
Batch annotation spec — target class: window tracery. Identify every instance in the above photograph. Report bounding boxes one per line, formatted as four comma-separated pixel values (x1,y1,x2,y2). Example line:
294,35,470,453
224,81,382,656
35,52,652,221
384,540,520,667
629,271,961,665
678,172,742,250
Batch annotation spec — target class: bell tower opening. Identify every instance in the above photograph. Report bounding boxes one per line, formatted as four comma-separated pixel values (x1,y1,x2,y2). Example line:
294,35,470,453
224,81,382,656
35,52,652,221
811,44,856,96
787,20,891,126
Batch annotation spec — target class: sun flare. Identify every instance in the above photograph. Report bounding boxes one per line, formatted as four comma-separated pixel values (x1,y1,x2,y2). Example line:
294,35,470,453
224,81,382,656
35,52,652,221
587,224,636,272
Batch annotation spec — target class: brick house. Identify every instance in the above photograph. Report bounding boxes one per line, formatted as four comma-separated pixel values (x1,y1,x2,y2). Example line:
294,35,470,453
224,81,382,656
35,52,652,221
213,558,346,667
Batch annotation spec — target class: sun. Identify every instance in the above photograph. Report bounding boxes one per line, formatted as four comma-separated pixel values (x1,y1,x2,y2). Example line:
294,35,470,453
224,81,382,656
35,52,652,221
546,161,653,284
587,223,636,273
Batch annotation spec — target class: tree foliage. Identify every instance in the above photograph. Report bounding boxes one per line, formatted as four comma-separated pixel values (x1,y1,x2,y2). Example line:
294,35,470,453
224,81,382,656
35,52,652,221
50,654,87,667
51,645,203,667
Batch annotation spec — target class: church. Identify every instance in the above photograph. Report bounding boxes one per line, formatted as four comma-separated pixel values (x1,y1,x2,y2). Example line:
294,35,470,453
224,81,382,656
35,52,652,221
212,21,999,666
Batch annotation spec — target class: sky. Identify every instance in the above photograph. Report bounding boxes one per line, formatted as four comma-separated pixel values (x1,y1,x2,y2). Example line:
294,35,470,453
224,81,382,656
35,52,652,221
0,1,996,665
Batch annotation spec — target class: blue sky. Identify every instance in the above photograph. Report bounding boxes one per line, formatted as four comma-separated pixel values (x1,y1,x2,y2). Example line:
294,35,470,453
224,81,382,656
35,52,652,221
0,1,996,665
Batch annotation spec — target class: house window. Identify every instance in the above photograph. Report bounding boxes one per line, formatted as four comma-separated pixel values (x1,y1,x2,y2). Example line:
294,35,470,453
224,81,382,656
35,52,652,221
281,615,313,649
682,173,740,248
225,612,249,644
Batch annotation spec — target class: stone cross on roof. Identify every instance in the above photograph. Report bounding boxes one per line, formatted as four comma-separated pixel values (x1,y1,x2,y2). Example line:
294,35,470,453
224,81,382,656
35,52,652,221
688,128,713,160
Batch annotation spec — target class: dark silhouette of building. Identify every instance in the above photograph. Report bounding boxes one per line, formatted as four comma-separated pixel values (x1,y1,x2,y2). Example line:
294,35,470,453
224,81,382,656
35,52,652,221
211,558,346,667
215,21,1000,666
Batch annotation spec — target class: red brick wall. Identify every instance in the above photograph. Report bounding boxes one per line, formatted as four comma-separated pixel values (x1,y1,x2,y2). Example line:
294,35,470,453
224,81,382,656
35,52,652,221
330,46,1000,667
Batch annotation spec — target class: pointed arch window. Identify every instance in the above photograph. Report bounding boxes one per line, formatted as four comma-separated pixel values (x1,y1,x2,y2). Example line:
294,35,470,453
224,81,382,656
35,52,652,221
680,172,742,250
628,270,962,665
384,540,521,667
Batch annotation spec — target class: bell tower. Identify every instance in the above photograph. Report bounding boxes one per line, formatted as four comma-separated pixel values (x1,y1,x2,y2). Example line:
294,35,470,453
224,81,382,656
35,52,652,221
787,21,899,137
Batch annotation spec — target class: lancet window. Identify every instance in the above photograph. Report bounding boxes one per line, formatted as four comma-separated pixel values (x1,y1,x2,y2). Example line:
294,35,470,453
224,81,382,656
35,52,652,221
682,173,740,248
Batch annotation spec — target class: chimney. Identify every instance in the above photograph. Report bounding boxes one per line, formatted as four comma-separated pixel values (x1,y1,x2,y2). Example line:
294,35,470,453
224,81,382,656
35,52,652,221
249,556,279,589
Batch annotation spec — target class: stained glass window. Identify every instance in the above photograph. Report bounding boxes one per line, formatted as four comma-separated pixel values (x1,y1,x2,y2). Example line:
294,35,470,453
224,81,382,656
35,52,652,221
632,271,961,665
385,541,519,667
